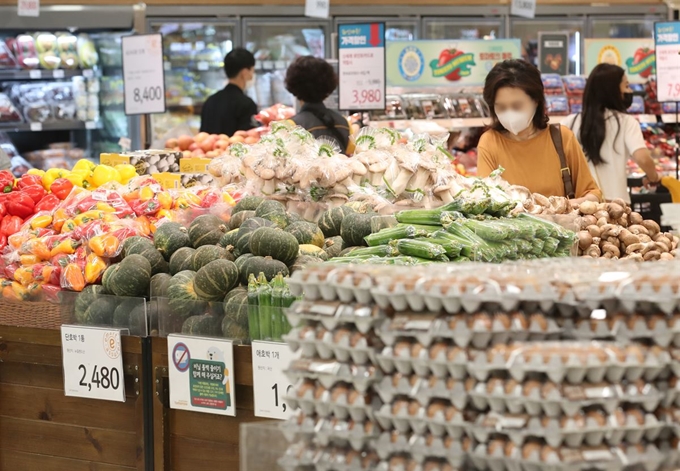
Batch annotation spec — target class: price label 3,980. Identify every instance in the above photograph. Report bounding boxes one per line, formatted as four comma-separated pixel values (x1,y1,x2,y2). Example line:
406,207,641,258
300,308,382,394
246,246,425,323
61,325,125,402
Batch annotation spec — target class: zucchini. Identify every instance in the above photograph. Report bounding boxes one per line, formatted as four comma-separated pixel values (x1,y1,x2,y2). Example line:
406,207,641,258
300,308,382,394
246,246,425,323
342,245,397,257
364,225,417,246
395,209,444,226
270,274,285,341
395,223,440,234
462,219,513,242
257,273,272,341
393,239,449,261
416,237,462,258
247,274,260,341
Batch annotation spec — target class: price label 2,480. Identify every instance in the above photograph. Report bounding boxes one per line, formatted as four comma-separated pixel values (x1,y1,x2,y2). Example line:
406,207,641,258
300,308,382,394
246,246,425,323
61,325,125,402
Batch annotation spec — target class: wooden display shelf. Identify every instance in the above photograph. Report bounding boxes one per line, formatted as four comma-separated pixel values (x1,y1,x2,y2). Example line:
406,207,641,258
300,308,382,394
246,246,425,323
151,338,266,471
0,325,148,471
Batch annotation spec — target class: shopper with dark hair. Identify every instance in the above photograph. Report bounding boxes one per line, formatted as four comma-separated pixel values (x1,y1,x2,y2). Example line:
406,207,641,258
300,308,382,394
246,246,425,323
564,63,659,202
477,59,601,203
200,47,258,136
285,56,352,153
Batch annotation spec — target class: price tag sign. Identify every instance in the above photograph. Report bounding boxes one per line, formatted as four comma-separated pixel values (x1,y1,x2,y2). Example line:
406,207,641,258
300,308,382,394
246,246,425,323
122,34,166,116
304,0,329,19
252,341,300,420
52,70,65,79
29,70,41,79
30,122,42,132
61,325,125,402
168,335,236,416
511,0,536,19
18,0,39,17
338,23,386,111
655,22,680,103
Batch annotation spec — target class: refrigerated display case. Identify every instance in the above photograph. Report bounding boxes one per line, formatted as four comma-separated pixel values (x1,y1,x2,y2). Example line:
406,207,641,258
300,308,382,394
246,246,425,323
423,17,504,41
589,16,663,38
243,17,331,109
147,19,239,143
335,17,418,43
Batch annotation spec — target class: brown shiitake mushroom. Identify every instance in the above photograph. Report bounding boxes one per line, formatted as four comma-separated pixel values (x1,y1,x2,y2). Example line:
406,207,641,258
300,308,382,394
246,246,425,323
629,212,644,225
578,231,593,250
608,203,625,220
619,229,640,247
579,200,597,215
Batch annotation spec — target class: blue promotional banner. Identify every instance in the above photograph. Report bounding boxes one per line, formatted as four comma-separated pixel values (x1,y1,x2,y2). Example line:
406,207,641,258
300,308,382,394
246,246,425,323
338,23,386,111
655,22,680,102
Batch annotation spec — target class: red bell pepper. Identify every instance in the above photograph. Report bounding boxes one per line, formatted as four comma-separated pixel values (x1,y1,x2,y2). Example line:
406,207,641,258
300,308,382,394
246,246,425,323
3,262,18,280
0,170,14,193
34,194,60,213
17,174,42,190
75,195,98,214
6,192,35,219
0,202,6,220
22,184,46,205
0,234,7,250
1,215,22,236
50,178,74,200
129,198,160,217
41,284,63,303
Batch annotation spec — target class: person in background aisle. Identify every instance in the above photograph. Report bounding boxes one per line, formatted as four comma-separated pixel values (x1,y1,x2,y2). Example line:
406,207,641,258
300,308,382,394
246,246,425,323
0,148,10,171
200,48,258,136
284,56,354,154
563,63,660,203
477,59,601,203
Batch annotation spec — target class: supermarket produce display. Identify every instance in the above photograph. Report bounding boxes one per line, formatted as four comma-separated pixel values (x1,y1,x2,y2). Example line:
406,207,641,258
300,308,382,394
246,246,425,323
280,259,680,471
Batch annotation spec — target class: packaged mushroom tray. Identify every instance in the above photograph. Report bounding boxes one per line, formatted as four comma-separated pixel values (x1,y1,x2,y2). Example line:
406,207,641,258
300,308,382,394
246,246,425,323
101,149,182,175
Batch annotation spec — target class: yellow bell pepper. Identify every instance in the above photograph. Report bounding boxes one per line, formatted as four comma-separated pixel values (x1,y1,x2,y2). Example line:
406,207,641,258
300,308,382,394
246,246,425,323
60,219,76,234
89,233,120,258
30,215,52,230
156,209,173,220
222,192,235,205
95,202,116,213
27,169,45,177
50,238,78,257
157,191,173,210
64,173,85,188
92,165,122,187
74,210,105,226
42,168,68,191
139,186,155,202
115,164,137,184
72,159,96,173
19,255,40,267
85,253,108,283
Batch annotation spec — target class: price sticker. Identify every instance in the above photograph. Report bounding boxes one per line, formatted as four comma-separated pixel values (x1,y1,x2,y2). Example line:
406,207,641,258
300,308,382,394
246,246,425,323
179,97,193,107
61,325,125,402
85,121,97,130
655,22,680,103
305,0,329,18
122,34,166,115
18,0,39,17
52,70,65,79
338,23,386,111
83,69,94,79
29,70,42,79
252,341,299,420
510,0,536,18
197,61,209,71
30,122,42,131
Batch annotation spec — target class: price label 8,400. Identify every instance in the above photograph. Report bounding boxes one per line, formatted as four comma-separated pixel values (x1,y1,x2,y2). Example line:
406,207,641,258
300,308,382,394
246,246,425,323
122,34,166,116
252,341,299,420
61,325,125,402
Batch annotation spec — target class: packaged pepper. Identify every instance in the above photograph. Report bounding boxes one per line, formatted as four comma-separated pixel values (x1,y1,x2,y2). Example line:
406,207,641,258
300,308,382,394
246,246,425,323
49,238,79,257
41,284,62,303
88,233,121,258
84,253,107,283
60,263,85,291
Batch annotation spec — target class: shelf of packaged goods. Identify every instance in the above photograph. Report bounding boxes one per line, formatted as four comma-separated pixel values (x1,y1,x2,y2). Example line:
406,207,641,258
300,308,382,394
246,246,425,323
368,115,680,130
255,59,290,71
163,61,223,73
0,69,97,81
0,120,99,132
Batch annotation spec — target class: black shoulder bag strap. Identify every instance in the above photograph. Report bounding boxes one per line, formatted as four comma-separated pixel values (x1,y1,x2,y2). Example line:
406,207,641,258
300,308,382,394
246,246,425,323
549,123,576,199
303,108,349,151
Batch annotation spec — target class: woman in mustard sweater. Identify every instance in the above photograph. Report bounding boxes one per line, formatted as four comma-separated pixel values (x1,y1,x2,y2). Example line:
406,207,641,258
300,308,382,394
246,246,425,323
476,59,601,203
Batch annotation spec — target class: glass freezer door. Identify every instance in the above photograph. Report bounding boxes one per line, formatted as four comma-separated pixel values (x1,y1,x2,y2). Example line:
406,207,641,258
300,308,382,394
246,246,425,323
243,18,331,109
422,18,504,41
589,16,663,39
148,19,238,144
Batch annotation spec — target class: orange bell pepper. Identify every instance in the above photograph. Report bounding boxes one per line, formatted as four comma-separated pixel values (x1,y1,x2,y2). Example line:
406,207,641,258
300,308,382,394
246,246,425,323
135,215,152,236
14,266,34,285
19,254,40,266
21,239,51,260
52,208,68,232
85,253,107,283
88,233,120,258
3,281,29,300
157,192,173,210
61,263,85,292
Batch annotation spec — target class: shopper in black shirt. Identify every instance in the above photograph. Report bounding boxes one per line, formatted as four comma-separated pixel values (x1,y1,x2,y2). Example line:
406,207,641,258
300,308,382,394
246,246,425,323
285,56,353,153
200,48,258,136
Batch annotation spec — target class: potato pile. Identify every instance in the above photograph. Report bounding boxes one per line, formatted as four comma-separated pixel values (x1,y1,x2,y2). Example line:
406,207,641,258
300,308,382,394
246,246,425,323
575,199,678,261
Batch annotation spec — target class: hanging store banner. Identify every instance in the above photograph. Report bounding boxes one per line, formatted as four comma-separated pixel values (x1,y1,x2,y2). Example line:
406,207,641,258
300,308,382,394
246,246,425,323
168,335,236,416
584,39,656,83
655,22,680,103
538,32,569,76
385,39,522,87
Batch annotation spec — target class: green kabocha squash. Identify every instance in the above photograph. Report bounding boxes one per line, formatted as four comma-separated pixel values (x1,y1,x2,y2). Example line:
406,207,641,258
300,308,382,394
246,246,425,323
287,212,304,224
122,236,154,257
193,259,240,301
318,205,355,238
101,265,116,293
182,314,222,336
169,247,195,275
81,297,119,326
323,236,345,259
192,245,230,271
340,212,375,247
222,288,249,340
74,285,109,323
235,254,255,284
298,244,328,261
154,222,191,259
232,195,265,214
241,256,289,284
219,229,238,249
107,254,152,297
234,217,274,256
254,200,289,229
150,273,172,298
167,270,205,318
289,255,321,274
128,303,148,336
113,298,141,329
229,210,255,230
285,221,325,248
189,214,228,248
249,227,299,265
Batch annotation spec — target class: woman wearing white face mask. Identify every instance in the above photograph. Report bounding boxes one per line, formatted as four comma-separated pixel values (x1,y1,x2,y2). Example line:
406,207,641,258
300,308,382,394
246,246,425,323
477,59,601,203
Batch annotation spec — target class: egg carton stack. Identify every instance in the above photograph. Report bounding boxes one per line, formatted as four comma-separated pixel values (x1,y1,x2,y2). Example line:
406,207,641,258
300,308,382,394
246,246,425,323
282,261,680,471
